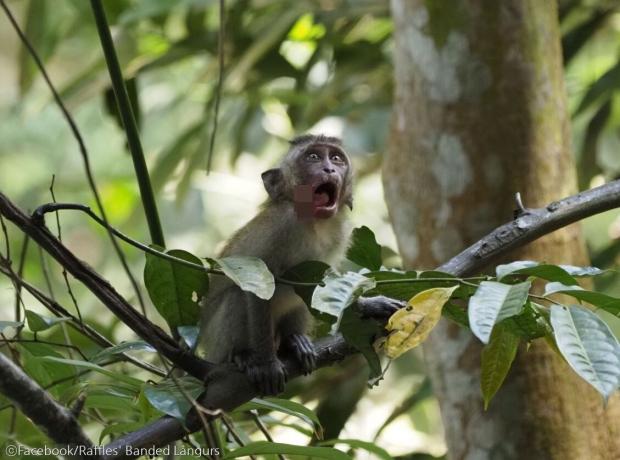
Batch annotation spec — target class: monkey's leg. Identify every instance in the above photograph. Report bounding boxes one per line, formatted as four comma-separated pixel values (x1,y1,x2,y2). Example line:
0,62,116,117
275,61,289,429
240,293,287,396
278,309,317,375
356,295,406,320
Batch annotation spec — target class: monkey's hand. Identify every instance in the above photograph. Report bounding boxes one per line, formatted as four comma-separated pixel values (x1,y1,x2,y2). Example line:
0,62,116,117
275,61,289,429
234,353,287,396
281,334,317,375
357,295,406,320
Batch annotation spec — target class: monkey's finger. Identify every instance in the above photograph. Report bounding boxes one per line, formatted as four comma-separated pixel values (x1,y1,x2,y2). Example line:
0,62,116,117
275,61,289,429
307,351,317,373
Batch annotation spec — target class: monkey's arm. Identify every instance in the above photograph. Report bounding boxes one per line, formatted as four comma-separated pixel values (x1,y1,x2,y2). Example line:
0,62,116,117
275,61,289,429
239,293,287,395
356,295,406,320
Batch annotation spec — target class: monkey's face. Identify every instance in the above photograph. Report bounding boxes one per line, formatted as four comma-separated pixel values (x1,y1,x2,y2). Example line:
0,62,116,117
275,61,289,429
294,143,350,219
261,137,353,219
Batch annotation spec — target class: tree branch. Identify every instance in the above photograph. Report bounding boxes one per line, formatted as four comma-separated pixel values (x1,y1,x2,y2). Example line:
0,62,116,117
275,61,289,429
0,192,211,379
0,353,98,459
438,180,620,276
99,179,620,458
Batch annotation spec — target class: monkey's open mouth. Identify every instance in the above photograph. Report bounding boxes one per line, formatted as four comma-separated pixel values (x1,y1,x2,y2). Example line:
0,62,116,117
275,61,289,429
313,182,338,209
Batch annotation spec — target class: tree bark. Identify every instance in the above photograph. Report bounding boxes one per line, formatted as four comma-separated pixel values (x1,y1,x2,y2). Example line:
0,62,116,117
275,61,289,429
384,1,620,459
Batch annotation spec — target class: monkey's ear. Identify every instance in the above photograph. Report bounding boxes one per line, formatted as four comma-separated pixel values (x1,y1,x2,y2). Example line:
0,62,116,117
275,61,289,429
261,168,285,201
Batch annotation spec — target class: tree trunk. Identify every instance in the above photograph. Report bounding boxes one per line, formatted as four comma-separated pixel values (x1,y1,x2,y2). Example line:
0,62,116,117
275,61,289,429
384,1,620,459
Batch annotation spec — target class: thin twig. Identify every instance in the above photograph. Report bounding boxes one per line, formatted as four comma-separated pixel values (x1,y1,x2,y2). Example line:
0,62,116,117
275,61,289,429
206,0,226,172
50,175,84,325
250,410,285,460
0,0,148,317
0,261,166,377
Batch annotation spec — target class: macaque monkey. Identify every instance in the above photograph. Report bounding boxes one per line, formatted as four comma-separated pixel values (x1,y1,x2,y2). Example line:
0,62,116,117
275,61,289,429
200,134,402,396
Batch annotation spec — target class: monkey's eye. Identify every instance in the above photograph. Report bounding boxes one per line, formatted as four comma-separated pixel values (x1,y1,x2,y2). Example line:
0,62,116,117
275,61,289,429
331,154,344,163
307,152,321,161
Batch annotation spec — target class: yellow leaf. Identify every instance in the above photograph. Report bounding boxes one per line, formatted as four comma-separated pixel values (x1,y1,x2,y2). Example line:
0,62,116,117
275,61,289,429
384,286,458,359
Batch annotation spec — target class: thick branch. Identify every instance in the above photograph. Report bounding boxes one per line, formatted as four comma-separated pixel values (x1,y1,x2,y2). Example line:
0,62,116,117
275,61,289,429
101,179,620,457
0,353,98,459
439,180,620,275
0,192,211,379
102,335,355,459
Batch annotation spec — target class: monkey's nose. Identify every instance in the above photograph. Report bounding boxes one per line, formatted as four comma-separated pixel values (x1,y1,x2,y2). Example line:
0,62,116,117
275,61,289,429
323,167,336,174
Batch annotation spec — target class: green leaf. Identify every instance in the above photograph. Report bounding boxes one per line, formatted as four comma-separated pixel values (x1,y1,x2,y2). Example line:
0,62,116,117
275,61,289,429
214,256,275,300
235,397,322,437
38,356,142,388
550,305,620,400
144,248,208,328
496,261,578,285
318,439,392,460
143,376,204,420
544,282,620,317
223,441,349,460
84,393,138,412
91,341,156,364
25,310,71,332
19,343,73,395
367,270,471,301
442,303,469,328
0,321,23,334
503,302,552,340
346,226,382,270
480,323,520,409
339,306,383,382
468,281,531,344
311,271,376,332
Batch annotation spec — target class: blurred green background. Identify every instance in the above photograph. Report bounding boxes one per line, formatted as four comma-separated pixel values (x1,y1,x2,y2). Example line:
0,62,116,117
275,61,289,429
1,0,619,458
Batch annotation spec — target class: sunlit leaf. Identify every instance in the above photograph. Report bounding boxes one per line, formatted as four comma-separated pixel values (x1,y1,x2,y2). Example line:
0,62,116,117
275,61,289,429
468,281,531,344
311,271,376,332
481,323,520,409
25,310,70,332
213,256,275,300
236,397,322,438
385,286,458,358
178,325,200,349
550,305,620,400
143,376,204,420
91,341,156,364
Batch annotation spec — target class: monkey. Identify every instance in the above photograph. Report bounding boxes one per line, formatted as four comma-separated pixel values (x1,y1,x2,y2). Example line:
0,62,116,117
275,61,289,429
199,134,404,396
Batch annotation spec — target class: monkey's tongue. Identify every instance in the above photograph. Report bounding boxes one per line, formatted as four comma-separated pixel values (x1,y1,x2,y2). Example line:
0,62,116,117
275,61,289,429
313,192,330,206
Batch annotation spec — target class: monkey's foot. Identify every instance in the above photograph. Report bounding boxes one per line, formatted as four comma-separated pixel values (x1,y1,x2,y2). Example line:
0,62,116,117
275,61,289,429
282,334,317,375
234,354,287,396
357,295,406,320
